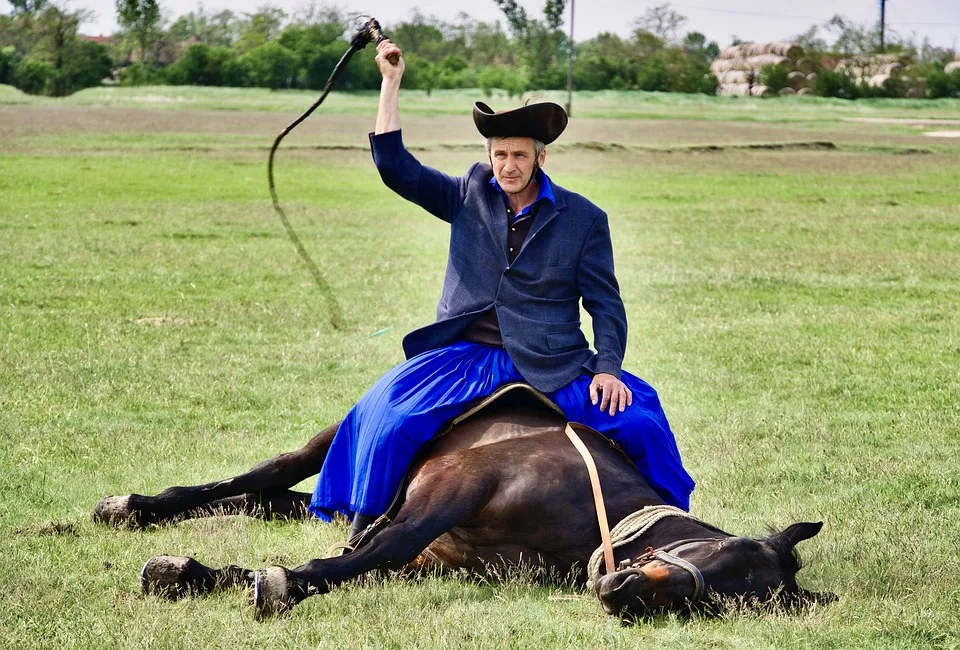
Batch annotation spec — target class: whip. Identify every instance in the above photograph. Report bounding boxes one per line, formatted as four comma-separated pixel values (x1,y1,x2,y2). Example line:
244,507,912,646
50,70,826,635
267,17,398,329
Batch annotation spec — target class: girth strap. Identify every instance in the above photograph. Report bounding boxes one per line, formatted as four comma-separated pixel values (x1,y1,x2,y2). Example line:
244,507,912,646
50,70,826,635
565,423,616,576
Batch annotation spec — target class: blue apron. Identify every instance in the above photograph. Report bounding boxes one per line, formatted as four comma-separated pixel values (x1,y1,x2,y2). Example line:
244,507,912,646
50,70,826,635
309,341,695,521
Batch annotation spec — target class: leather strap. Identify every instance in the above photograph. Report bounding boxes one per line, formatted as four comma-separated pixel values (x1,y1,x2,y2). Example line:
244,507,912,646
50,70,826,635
565,423,615,576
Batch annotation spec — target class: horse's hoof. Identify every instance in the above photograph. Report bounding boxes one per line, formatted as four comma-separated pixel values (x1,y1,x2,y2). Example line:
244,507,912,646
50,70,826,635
94,495,135,527
141,556,201,599
253,567,298,619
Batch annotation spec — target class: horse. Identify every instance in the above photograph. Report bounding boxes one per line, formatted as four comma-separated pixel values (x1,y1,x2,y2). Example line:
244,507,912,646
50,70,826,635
94,384,829,619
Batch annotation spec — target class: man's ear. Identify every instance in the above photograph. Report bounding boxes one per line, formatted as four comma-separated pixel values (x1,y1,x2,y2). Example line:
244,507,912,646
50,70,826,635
539,148,547,168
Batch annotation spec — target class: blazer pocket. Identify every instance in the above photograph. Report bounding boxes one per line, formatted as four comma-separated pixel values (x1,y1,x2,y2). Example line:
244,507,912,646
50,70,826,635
541,265,573,278
547,329,586,351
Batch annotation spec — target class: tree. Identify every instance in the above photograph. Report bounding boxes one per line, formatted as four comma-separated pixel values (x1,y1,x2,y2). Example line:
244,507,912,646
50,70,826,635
391,11,448,60
235,6,286,54
22,3,109,96
116,0,162,64
7,0,48,16
635,3,687,43
493,0,567,88
682,31,719,63
823,14,880,57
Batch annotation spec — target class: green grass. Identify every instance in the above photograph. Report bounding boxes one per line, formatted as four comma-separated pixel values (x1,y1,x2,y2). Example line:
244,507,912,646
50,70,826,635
5,83,960,120
1,90,959,649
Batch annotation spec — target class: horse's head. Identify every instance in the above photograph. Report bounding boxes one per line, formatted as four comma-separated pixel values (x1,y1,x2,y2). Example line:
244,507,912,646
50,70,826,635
595,521,831,617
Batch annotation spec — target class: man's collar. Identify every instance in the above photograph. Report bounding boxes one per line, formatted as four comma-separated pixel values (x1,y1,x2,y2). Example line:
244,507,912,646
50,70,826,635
489,169,556,213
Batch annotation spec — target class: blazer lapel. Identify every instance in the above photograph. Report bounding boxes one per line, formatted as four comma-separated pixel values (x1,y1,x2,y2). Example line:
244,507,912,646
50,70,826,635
518,190,566,258
484,184,509,263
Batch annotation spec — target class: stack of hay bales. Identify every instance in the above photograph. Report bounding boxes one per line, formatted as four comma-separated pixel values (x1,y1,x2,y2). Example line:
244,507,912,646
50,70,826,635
834,53,911,88
711,42,816,96
945,51,960,74
833,52,927,97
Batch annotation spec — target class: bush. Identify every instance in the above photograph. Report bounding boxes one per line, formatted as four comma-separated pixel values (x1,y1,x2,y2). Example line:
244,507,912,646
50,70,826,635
240,42,297,89
477,65,527,97
12,57,52,94
0,46,21,86
926,69,960,99
54,40,112,95
760,64,790,92
117,62,164,86
301,41,379,90
165,44,244,86
815,69,861,99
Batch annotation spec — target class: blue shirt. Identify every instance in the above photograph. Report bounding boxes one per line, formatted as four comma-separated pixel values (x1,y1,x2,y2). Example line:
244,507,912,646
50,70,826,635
489,168,556,222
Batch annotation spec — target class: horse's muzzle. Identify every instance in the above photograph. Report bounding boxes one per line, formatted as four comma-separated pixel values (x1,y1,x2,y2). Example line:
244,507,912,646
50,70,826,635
595,569,651,615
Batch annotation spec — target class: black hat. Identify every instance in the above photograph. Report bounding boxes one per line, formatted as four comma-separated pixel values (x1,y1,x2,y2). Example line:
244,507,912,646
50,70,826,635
472,101,568,145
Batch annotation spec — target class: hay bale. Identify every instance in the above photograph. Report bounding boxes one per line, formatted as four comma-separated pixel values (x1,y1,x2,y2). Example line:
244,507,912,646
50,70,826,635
794,57,814,74
945,61,960,74
728,42,803,60
877,62,903,77
797,87,815,96
867,74,890,88
806,72,818,85
750,85,773,97
772,42,804,59
720,45,745,59
787,70,807,90
778,87,797,96
718,83,752,96
744,54,793,71
711,57,750,73
716,70,750,84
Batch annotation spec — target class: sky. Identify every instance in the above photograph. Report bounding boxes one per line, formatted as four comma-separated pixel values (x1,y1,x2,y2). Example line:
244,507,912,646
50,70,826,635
6,0,959,51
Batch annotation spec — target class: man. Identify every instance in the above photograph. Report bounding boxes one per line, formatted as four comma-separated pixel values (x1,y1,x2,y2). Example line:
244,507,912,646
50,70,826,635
309,39,695,537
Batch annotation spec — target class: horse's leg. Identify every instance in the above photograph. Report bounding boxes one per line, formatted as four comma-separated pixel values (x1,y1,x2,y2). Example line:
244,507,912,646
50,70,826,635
141,556,255,599
252,466,497,617
185,490,313,520
94,422,340,527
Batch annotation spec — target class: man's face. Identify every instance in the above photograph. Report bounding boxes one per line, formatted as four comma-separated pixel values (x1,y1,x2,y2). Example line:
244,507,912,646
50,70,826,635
489,137,545,194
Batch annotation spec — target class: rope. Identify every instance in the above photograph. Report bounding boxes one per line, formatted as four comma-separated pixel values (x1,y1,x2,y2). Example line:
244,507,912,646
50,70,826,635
585,505,703,589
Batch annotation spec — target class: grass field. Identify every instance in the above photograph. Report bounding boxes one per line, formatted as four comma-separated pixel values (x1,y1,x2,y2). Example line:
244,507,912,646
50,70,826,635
1,85,959,649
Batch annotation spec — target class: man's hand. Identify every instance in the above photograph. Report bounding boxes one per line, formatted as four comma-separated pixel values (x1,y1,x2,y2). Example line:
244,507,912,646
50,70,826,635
375,39,404,82
590,373,633,416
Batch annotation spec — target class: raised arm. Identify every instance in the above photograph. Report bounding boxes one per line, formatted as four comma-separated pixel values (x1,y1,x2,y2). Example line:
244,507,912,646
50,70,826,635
375,39,403,135
369,38,467,223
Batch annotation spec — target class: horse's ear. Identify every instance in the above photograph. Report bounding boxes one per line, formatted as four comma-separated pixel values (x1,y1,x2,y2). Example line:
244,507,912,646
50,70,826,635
775,521,823,548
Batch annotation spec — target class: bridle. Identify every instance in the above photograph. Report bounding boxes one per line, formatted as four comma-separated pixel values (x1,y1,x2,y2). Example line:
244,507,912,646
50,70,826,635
564,423,722,604
614,537,723,605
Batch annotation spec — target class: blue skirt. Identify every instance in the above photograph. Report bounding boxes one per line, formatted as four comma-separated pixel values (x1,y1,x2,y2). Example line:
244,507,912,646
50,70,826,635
309,341,695,521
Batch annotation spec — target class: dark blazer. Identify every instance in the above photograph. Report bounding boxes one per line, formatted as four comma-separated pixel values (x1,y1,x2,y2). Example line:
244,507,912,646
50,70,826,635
370,130,627,393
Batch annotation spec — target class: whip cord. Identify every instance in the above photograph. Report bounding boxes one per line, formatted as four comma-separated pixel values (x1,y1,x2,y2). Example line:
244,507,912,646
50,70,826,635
267,36,370,330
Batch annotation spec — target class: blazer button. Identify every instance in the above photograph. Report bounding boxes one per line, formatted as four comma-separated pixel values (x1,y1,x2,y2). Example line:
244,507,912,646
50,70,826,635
503,267,511,276
495,300,502,307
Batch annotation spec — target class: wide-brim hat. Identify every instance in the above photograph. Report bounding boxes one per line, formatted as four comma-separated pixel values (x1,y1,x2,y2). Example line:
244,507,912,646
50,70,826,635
472,101,568,145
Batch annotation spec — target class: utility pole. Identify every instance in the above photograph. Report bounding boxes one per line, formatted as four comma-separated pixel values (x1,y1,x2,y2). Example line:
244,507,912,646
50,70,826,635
879,0,886,51
566,0,575,117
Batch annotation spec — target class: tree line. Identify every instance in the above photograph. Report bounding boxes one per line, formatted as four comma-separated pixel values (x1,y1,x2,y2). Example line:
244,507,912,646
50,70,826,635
1,0,958,99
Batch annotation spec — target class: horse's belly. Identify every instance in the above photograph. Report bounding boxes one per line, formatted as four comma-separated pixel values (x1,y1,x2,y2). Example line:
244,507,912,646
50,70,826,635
420,530,585,579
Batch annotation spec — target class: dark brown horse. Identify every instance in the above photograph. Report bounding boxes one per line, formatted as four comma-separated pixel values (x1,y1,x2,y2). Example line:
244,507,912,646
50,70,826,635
94,385,829,618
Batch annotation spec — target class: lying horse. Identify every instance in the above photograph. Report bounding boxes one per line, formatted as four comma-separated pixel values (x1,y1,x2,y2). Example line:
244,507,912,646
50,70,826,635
94,384,828,618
